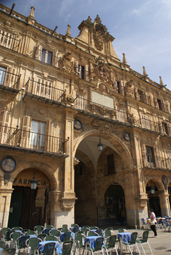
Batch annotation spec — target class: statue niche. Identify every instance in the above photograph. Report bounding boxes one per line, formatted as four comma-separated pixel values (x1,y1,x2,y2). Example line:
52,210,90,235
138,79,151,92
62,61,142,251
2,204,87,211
125,80,135,98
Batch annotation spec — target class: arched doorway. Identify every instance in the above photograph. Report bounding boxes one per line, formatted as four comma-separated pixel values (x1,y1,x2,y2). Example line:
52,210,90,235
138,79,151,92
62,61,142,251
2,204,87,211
100,183,125,226
146,180,161,217
8,168,50,229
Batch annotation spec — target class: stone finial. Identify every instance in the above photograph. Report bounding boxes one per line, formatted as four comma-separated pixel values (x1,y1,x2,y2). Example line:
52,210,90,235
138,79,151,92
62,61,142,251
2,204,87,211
95,15,101,23
122,53,127,64
159,76,163,86
66,25,71,36
29,6,35,19
143,66,148,77
87,16,92,22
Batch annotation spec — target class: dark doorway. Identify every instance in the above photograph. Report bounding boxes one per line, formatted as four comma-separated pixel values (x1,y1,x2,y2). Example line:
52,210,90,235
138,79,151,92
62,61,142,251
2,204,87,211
8,186,45,229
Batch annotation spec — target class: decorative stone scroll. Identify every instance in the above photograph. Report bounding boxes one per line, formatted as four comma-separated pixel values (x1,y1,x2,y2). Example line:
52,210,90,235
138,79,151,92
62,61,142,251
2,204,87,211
61,197,76,211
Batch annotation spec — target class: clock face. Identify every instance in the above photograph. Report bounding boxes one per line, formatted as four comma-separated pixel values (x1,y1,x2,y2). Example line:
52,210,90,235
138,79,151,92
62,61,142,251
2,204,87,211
1,158,16,172
74,120,82,130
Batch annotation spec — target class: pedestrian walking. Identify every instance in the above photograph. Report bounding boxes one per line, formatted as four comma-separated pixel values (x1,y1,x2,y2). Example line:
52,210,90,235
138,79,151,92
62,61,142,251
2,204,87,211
150,208,157,237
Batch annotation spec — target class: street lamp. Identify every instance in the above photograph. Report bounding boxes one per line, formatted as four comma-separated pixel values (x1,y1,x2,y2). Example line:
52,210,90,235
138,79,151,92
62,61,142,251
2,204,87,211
30,171,38,190
97,137,103,151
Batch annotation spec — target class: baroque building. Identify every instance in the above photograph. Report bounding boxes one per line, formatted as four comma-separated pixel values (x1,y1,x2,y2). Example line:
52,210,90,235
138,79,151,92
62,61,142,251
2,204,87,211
0,3,171,229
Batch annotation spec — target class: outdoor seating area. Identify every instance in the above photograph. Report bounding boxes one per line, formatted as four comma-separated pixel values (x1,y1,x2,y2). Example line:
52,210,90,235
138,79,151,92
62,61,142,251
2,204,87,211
0,224,154,255
141,216,171,231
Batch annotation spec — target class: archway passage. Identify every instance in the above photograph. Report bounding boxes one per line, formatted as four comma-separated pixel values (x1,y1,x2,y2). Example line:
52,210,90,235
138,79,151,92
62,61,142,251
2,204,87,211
146,180,161,217
8,168,50,229
100,183,125,226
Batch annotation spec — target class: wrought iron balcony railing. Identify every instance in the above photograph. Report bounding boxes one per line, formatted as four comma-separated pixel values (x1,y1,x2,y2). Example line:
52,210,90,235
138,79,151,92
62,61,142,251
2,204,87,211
0,30,21,52
140,117,160,133
25,79,66,103
0,125,67,154
0,69,21,89
143,155,171,170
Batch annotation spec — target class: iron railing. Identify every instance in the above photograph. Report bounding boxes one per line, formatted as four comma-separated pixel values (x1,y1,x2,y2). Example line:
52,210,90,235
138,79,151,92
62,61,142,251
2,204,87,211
0,30,21,52
143,155,171,170
0,69,21,89
24,79,66,102
0,125,67,154
74,96,128,123
140,117,160,133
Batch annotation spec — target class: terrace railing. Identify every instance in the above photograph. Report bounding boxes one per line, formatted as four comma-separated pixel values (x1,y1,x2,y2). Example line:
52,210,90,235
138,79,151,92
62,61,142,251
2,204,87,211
0,69,21,89
25,79,66,103
0,125,66,154
140,117,160,133
0,30,21,52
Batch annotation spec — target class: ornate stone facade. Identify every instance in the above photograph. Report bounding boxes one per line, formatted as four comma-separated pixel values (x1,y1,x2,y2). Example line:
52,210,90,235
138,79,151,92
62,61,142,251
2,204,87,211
0,4,171,229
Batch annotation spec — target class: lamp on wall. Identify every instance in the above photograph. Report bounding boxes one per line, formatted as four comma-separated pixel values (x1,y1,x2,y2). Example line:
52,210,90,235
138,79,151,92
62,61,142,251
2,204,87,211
97,137,103,151
30,170,38,190
150,186,155,194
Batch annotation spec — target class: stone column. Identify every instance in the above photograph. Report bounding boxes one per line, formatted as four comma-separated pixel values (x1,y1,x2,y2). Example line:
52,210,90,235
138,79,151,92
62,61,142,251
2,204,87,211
158,192,170,216
0,187,13,227
61,110,76,225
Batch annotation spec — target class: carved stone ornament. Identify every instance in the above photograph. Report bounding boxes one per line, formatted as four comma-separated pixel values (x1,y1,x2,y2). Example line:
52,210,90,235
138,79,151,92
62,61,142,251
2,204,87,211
125,80,135,98
59,52,74,73
93,57,110,83
127,113,136,125
61,198,76,211
162,175,168,191
92,119,114,134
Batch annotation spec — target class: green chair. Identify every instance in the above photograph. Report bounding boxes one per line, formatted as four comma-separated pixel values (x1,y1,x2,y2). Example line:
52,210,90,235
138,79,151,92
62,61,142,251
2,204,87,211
10,232,22,247
63,232,72,242
86,237,104,255
62,224,68,231
88,231,99,236
80,227,89,236
44,235,58,241
104,227,113,231
104,229,111,238
45,225,54,230
136,230,153,254
15,235,30,254
62,241,73,255
74,232,86,255
122,232,141,255
12,227,23,231
25,230,36,235
1,228,10,241
49,229,61,238
0,240,9,248
90,226,99,230
104,235,118,255
34,225,44,235
95,229,103,236
37,233,47,241
117,228,124,233
25,237,42,255
37,242,56,255
71,224,79,228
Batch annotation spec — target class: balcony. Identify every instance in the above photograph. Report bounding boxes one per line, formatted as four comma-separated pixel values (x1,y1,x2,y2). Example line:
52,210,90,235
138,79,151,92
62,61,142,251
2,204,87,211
143,155,171,171
0,69,21,90
0,30,21,52
25,79,66,103
140,117,160,133
0,125,68,157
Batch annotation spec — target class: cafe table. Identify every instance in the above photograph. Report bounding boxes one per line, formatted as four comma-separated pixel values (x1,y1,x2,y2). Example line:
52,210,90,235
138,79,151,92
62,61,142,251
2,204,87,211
38,241,62,254
85,236,102,249
117,232,132,255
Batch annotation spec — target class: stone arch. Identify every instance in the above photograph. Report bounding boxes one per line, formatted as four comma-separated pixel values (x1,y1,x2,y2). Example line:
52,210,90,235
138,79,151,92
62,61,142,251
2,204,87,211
145,177,164,192
9,161,58,190
73,129,134,170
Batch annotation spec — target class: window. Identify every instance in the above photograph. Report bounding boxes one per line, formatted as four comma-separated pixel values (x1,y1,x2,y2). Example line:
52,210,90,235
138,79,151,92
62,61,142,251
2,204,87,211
138,89,144,103
117,81,120,94
157,99,162,110
162,122,169,135
41,49,52,65
30,120,46,149
78,65,84,79
0,66,6,85
107,154,115,175
146,146,155,165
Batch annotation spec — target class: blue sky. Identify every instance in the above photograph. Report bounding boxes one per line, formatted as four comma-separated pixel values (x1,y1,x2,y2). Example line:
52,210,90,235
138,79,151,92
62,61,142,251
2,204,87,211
1,0,171,90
